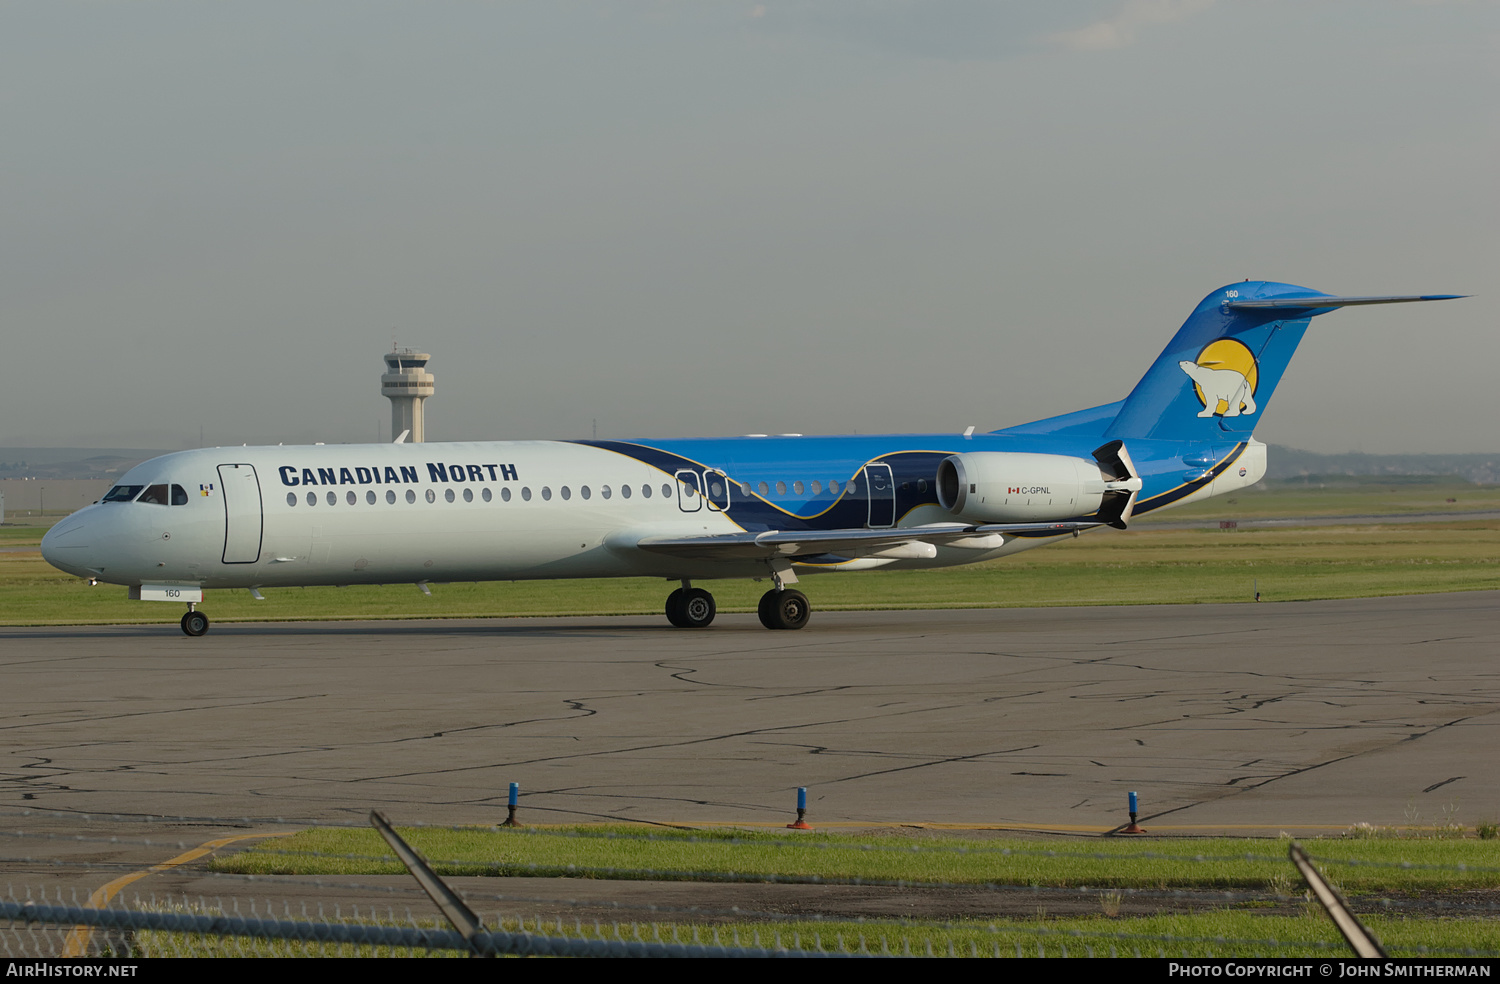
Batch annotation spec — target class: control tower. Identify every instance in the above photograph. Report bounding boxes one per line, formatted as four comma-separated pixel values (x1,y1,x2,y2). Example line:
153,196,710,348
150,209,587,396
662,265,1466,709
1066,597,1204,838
381,348,435,443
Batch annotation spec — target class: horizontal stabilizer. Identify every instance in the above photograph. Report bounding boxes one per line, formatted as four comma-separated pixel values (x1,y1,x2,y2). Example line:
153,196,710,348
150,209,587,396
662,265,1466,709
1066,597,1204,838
1226,294,1464,310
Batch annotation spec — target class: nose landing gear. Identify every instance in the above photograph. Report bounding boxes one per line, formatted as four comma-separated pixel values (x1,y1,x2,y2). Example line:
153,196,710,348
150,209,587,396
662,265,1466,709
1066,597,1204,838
180,604,210,637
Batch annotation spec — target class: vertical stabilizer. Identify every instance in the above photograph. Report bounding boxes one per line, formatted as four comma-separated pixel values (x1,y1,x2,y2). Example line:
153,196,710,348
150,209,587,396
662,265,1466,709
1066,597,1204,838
1102,283,1461,442
1104,282,1313,442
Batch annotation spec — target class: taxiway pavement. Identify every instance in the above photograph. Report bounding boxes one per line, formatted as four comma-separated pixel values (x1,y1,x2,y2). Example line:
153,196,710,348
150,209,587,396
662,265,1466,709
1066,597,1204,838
3,592,1496,833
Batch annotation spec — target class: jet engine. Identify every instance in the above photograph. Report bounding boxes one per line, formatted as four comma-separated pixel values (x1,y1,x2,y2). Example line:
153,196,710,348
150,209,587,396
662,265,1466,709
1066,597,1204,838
935,441,1143,527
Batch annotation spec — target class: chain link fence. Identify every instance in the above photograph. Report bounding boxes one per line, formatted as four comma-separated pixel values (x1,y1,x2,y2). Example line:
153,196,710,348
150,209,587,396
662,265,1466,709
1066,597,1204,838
4,808,1499,959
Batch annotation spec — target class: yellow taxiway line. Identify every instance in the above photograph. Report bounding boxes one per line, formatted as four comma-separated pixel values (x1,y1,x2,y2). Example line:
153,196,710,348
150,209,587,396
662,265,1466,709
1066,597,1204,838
62,830,295,958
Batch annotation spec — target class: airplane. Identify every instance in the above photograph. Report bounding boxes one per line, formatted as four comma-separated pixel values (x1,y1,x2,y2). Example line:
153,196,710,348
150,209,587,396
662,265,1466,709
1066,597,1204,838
41,281,1463,636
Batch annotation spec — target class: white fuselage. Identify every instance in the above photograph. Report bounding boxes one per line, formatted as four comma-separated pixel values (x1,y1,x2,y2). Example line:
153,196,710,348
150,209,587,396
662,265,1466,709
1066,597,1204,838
41,441,1048,591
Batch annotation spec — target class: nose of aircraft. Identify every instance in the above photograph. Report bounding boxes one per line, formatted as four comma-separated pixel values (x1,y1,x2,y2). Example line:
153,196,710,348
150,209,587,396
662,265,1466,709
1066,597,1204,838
41,514,95,578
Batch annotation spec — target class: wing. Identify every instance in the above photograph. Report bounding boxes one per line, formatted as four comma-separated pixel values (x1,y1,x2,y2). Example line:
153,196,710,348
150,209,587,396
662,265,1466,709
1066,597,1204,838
634,521,1101,562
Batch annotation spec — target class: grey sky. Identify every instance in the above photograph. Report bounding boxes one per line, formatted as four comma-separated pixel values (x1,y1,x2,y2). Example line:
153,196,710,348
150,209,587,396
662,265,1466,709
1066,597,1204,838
2,1,1494,453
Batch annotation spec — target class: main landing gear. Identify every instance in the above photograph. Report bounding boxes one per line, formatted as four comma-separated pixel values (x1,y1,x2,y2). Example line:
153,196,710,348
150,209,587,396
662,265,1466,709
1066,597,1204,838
757,587,810,630
665,582,717,628
180,604,210,637
662,579,813,630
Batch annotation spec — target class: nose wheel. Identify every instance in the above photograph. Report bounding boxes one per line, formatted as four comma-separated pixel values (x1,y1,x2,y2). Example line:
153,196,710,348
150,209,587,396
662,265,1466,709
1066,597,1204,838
665,585,716,628
758,588,810,630
180,608,210,637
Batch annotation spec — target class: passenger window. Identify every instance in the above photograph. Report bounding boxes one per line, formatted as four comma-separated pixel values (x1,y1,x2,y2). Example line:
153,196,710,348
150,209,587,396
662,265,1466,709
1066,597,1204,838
346,490,357,505
710,482,723,497
621,484,631,499
482,488,492,502
793,481,804,495
829,479,839,495
740,483,751,497
581,486,590,500
522,487,532,501
810,481,821,495
758,482,769,496
307,491,317,506
287,492,297,507
542,487,552,501
561,486,571,500
502,487,512,502
775,481,786,496
601,485,611,499
367,490,377,504
326,491,337,506
406,489,416,504
661,484,671,498
463,488,473,502
642,484,651,499
387,490,397,504
425,489,436,503
445,489,455,503
139,484,169,505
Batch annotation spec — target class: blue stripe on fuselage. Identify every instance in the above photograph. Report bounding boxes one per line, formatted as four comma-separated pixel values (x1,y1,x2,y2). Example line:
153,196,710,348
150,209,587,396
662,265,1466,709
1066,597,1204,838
570,434,1241,529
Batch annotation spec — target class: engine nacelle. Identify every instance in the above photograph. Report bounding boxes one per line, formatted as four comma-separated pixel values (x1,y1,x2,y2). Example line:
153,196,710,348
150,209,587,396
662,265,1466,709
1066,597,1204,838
936,452,1109,523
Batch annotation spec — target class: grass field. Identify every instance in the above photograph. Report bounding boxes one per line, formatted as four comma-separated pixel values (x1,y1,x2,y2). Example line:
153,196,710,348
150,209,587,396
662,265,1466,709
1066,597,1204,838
214,825,1500,893
3,479,1498,625
1134,477,1500,523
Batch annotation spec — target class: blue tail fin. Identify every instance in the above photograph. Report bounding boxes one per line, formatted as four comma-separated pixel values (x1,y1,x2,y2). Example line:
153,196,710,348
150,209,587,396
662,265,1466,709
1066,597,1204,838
1103,282,1462,442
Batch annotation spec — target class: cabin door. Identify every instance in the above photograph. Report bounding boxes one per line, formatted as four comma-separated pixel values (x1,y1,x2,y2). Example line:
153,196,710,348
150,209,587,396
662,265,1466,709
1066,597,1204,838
217,463,263,563
865,462,895,528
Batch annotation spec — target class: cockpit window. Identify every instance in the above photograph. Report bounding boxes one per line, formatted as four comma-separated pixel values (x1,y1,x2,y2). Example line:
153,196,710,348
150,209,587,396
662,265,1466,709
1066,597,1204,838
102,483,189,504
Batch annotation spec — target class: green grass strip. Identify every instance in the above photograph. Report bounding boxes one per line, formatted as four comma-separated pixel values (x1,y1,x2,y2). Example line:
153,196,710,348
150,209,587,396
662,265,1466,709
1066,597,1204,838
212,826,1500,892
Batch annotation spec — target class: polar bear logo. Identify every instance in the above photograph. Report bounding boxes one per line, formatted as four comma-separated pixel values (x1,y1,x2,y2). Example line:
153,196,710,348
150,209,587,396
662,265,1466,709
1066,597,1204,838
1178,360,1257,418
